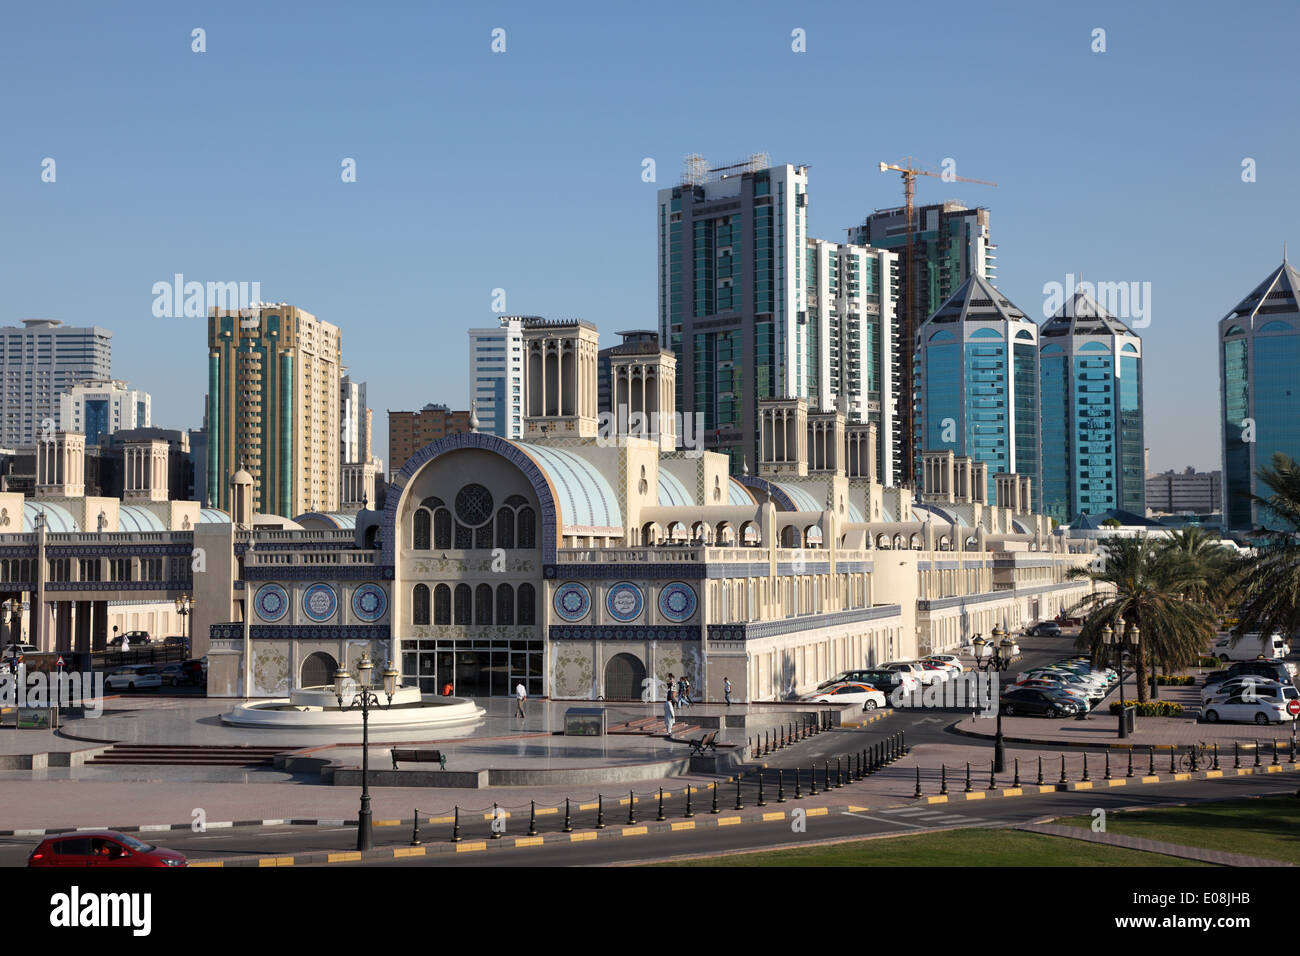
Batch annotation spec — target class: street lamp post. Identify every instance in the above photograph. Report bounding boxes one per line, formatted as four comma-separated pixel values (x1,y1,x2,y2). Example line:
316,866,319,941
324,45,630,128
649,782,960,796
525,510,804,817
335,655,398,851
174,594,192,653
1102,621,1139,739
966,624,1019,774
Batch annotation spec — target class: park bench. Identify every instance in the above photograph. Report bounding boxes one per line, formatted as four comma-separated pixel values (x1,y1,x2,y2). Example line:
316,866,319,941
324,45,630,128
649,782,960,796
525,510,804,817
688,731,718,756
391,748,446,770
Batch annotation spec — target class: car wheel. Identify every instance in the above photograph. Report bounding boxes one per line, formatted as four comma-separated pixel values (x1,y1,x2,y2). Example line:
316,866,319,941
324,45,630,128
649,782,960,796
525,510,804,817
863,700,877,712
1255,713,1270,726
1003,704,1014,716
1204,709,1219,723
126,681,135,692
1220,655,1231,663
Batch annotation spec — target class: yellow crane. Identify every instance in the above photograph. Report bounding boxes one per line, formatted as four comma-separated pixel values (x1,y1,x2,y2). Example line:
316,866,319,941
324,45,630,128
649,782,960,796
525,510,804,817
878,159,997,486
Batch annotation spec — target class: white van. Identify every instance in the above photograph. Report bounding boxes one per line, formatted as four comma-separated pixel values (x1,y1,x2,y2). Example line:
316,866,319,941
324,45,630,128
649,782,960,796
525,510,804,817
1212,632,1291,662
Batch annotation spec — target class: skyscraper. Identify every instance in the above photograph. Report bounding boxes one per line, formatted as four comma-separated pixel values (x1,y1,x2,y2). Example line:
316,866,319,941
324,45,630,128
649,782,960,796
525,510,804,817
658,155,809,470
1039,291,1144,522
340,375,369,464
1219,258,1300,531
0,319,112,447
59,379,151,446
207,304,342,516
468,316,528,439
916,274,1039,507
806,238,902,484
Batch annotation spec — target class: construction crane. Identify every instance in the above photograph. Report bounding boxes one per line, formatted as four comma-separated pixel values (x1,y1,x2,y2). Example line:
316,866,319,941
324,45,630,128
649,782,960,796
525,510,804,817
877,158,996,487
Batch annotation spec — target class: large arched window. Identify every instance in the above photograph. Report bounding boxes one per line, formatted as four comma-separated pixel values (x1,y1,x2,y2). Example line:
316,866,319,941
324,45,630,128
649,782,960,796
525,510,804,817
413,509,431,550
412,584,430,625
496,508,516,549
434,584,451,625
476,523,494,549
497,584,514,624
517,583,536,625
518,507,536,548
454,584,471,625
433,509,452,549
475,583,493,624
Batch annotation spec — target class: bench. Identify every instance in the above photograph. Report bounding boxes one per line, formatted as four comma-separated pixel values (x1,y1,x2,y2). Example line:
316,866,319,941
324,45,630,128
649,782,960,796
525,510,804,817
688,731,718,756
391,748,446,771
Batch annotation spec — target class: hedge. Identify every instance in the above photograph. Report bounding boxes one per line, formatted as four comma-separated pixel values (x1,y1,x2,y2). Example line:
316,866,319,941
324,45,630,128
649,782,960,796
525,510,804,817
1108,699,1185,717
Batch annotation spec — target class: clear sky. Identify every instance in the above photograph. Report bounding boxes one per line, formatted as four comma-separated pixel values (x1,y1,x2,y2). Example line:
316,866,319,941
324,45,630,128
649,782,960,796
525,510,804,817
2,0,1296,474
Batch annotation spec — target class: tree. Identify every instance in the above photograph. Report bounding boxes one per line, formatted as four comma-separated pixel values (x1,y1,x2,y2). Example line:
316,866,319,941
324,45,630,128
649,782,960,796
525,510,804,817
1233,452,1300,639
1159,525,1240,613
1068,535,1219,702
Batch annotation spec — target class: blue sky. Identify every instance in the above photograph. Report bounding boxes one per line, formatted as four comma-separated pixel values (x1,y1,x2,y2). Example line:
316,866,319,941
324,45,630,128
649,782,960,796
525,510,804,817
2,0,1296,474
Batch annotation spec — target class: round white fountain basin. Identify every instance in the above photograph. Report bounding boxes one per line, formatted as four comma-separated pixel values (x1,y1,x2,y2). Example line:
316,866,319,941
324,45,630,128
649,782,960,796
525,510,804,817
221,687,485,729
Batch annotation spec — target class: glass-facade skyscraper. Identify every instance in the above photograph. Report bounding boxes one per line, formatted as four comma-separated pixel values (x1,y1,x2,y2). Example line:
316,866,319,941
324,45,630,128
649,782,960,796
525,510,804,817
916,274,1039,507
1039,292,1144,522
1219,259,1300,531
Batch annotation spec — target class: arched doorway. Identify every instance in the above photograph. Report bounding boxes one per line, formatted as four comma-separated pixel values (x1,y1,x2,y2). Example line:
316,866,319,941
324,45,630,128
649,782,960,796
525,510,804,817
604,653,646,701
301,652,338,688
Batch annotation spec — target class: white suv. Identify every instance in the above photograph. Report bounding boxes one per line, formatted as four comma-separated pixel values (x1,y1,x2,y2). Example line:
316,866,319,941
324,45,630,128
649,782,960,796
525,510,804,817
881,661,936,686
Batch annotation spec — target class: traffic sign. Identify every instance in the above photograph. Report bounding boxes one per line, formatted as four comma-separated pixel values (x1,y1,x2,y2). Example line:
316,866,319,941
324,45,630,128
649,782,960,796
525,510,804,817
56,656,64,668
1287,699,1300,717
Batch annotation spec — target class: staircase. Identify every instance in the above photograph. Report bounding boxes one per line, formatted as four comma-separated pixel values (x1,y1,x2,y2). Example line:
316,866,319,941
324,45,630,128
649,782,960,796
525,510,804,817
608,715,700,736
86,744,294,767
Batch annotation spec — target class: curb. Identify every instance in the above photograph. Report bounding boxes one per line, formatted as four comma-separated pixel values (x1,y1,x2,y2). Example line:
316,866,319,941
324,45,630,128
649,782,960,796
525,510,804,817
185,760,1300,867
949,722,1288,752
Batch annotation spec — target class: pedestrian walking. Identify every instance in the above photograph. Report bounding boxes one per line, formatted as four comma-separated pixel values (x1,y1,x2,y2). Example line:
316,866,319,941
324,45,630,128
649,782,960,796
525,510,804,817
678,675,691,708
515,681,527,718
723,676,732,706
664,673,676,736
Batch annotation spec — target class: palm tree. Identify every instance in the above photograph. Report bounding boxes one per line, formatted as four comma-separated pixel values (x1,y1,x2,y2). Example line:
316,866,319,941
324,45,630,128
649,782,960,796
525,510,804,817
1068,535,1219,702
1233,452,1300,639
1160,525,1240,613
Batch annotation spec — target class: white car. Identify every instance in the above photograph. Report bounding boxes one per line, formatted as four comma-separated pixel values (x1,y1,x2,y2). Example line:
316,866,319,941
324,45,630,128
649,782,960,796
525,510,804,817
925,655,965,675
2,643,38,662
1202,694,1291,725
1202,679,1298,707
104,665,163,691
807,682,889,712
882,660,937,686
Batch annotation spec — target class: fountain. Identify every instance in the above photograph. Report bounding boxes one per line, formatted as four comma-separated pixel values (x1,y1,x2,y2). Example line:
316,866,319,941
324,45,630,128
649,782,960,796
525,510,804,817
222,685,485,730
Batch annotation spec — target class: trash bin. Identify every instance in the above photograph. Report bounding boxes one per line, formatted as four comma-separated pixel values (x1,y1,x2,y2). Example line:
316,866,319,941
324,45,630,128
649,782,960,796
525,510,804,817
1122,705,1136,735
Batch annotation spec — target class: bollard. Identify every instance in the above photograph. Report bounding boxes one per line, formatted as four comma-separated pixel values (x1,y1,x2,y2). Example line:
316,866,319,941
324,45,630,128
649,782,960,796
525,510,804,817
794,768,803,800
777,769,786,803
657,787,665,821
1190,745,1199,773
1013,758,1021,788
853,752,861,781
410,809,422,847
824,761,832,793
1275,740,1281,766
940,764,949,795
627,791,636,826
1170,749,1177,774
563,798,573,833
735,775,744,811
1293,736,1297,764
836,758,843,789
451,806,461,843
684,785,695,818
1255,742,1262,768
914,766,923,798
1235,741,1240,769
528,801,538,837
491,802,501,839
597,794,606,829
764,731,770,756
1059,755,1067,785
757,770,767,807
902,730,909,756
1104,752,1111,780
711,782,719,814
1213,743,1220,771
988,760,997,790
1036,756,1044,786
1149,748,1156,776
964,762,973,793
1127,749,1133,778
1082,753,1090,782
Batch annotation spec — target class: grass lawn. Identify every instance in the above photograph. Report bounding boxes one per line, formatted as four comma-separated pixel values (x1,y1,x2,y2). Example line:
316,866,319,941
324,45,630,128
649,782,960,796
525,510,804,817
653,829,1211,867
1054,795,1300,864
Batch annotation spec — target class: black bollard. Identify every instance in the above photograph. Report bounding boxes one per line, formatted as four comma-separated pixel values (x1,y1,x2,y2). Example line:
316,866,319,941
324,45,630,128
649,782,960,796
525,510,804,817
1127,749,1133,778
1255,743,1262,768
563,798,573,833
1191,745,1199,773
988,760,997,790
824,761,832,792
940,764,949,795
710,782,719,814
757,771,767,807
1149,748,1156,776
528,800,537,837
596,794,606,829
764,731,770,756
451,806,461,843
1082,753,1090,782
410,809,422,847
1013,758,1021,788
1213,743,1220,771
1104,752,1111,780
490,802,501,839
1235,741,1240,769
777,769,786,803
627,791,636,826
964,762,973,793
836,758,843,789
657,787,665,822
684,786,694,819
1059,755,1067,785
1274,740,1281,766
914,766,923,798
808,765,818,796
1036,756,1044,786
902,731,909,756
735,775,744,811
794,768,803,800
1170,749,1177,774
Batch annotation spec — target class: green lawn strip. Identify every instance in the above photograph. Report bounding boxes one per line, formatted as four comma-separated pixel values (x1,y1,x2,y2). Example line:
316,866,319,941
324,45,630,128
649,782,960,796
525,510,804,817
1053,796,1300,864
651,829,1211,867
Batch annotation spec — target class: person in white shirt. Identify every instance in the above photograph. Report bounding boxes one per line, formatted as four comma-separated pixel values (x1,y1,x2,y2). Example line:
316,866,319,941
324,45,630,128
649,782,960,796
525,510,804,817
515,682,527,718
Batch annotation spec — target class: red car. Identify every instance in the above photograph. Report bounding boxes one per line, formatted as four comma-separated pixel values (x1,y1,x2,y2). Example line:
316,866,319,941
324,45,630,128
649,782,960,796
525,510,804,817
27,830,187,867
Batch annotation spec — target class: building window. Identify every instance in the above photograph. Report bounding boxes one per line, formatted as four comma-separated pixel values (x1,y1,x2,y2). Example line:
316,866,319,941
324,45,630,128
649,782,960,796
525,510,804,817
412,584,430,625
454,584,471,625
517,583,536,625
413,509,431,549
517,507,536,548
433,509,452,549
433,584,451,625
496,584,514,625
475,583,493,625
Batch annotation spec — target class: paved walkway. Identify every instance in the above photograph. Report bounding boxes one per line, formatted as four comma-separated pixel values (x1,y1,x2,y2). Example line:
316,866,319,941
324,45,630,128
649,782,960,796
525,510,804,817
1017,823,1292,867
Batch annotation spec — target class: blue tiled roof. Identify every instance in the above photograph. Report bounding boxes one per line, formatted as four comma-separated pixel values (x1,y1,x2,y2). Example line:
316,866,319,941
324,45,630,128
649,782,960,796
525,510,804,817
200,508,230,523
517,444,622,529
657,469,693,507
294,512,358,530
24,501,80,533
118,506,167,533
771,481,822,512
728,478,754,506
847,501,864,522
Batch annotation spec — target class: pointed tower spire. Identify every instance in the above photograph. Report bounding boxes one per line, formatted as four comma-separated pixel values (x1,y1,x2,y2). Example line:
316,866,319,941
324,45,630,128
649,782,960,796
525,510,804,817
469,401,480,434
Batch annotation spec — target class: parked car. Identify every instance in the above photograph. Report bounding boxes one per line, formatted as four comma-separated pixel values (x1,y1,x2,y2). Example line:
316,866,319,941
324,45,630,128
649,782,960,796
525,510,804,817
924,654,965,674
1,642,38,662
27,830,186,867
881,660,936,686
1226,660,1295,685
1024,622,1063,637
806,682,889,712
1202,679,1298,707
104,665,162,691
163,635,190,650
1212,632,1291,663
1011,677,1092,705
108,630,152,647
1000,687,1085,717
158,663,194,687
919,660,954,682
1202,694,1291,725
